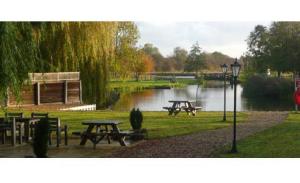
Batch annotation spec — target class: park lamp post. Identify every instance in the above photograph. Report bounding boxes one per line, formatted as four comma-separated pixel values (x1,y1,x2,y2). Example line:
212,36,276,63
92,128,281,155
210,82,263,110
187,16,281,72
220,64,228,122
230,58,241,153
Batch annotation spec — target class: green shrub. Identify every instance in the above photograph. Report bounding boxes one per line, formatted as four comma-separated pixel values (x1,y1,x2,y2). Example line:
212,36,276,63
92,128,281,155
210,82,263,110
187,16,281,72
130,108,143,130
33,118,49,158
242,75,293,98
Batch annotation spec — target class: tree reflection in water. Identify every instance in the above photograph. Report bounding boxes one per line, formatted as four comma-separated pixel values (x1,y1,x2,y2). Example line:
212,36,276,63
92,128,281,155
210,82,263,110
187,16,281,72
111,81,294,111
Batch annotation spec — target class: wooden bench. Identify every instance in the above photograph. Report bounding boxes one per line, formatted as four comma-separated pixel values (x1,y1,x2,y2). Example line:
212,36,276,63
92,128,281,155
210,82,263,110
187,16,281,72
72,130,133,149
73,130,134,144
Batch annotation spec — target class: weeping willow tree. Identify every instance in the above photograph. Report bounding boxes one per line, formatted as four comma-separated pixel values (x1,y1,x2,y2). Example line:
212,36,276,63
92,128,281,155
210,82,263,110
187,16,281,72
0,22,139,108
0,22,38,106
32,22,120,108
78,22,119,107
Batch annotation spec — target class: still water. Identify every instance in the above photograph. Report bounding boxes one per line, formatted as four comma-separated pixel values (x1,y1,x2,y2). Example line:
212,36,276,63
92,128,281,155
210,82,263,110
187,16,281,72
112,81,294,111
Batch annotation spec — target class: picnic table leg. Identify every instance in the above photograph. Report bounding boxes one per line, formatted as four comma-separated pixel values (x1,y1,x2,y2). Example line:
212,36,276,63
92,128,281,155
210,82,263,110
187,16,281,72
30,125,33,141
80,124,94,145
174,108,181,116
24,121,29,142
56,127,61,147
112,125,126,146
1,130,6,144
168,109,173,115
64,125,68,146
18,124,23,144
105,125,111,144
48,132,52,145
11,118,16,146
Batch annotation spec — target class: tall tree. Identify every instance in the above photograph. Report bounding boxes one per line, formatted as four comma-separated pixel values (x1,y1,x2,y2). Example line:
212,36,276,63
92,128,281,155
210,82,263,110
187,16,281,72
131,50,154,81
142,43,165,71
113,22,140,79
184,42,205,75
172,47,188,71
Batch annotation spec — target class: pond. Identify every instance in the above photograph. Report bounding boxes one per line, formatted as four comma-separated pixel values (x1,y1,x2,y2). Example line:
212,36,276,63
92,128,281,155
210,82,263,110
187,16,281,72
112,81,294,111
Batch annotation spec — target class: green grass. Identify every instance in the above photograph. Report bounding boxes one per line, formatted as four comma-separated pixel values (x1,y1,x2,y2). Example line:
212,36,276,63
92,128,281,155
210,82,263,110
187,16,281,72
0,111,247,139
216,112,300,158
109,79,199,90
110,80,181,89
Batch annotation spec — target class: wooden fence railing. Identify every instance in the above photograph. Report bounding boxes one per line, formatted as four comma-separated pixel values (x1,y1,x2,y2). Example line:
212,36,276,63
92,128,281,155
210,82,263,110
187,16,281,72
29,72,80,82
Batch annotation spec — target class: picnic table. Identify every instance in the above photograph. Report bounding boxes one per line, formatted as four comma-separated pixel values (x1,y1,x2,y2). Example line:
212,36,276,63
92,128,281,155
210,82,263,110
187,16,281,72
0,117,39,145
163,100,202,116
75,120,131,149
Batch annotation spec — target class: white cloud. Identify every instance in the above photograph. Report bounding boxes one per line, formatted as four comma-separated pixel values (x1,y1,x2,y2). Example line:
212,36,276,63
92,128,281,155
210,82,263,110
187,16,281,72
136,21,270,58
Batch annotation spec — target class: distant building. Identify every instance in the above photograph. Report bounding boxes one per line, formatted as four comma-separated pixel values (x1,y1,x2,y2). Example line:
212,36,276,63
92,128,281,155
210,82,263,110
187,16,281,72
7,72,82,106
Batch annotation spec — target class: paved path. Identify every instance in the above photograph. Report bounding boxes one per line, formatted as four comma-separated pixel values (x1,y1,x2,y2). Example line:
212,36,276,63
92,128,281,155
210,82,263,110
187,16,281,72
110,112,288,158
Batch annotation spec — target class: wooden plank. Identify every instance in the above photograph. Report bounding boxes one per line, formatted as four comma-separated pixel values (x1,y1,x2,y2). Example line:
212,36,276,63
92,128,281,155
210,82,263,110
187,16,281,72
40,83,64,103
8,85,35,105
67,81,80,103
80,80,82,104
36,82,40,105
64,80,68,104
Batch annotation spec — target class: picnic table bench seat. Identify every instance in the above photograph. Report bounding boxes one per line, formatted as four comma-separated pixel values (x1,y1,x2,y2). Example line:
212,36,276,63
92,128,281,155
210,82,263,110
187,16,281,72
72,130,133,137
181,106,202,110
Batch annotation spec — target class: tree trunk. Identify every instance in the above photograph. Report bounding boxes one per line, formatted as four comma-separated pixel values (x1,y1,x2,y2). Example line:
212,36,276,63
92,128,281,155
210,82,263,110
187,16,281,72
135,73,139,81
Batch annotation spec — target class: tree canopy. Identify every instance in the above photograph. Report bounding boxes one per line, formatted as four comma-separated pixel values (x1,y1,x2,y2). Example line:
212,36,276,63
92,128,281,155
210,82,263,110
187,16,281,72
246,22,300,76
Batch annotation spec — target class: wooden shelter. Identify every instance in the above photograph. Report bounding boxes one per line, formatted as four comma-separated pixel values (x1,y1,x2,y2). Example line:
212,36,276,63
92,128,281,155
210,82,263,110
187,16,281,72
7,72,82,106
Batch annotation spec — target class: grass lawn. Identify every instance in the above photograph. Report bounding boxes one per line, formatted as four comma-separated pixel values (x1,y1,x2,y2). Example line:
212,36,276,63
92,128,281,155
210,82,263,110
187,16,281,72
0,110,247,139
216,112,300,158
109,79,198,90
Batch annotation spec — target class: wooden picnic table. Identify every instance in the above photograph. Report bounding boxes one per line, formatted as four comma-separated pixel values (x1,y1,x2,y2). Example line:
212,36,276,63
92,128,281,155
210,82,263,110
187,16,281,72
78,120,130,149
0,117,40,145
163,100,202,116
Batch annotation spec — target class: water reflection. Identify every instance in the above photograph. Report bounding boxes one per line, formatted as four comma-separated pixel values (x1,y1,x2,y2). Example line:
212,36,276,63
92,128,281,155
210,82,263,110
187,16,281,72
112,81,294,111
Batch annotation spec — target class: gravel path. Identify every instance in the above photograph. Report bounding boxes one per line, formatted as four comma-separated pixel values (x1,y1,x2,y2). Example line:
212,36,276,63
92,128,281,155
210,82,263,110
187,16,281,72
110,112,288,158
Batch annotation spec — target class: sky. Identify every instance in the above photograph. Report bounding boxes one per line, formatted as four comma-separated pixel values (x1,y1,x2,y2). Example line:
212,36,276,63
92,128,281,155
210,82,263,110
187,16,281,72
136,22,270,58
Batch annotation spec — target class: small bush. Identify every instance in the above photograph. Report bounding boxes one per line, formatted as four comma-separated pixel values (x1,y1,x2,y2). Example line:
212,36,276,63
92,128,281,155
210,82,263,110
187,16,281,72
130,108,143,130
33,118,49,158
242,75,293,98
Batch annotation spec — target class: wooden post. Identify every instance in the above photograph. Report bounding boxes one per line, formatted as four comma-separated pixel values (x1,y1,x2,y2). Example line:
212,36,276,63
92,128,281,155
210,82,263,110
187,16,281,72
18,124,23,144
79,80,82,104
11,118,16,146
64,80,68,104
56,118,61,147
36,82,40,105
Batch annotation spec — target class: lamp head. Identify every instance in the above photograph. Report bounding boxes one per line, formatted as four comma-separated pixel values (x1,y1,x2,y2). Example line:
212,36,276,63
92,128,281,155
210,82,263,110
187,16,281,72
220,64,228,74
231,58,241,77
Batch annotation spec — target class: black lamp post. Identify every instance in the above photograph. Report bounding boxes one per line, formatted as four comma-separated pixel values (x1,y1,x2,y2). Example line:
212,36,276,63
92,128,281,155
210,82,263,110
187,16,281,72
230,58,241,153
220,64,228,121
